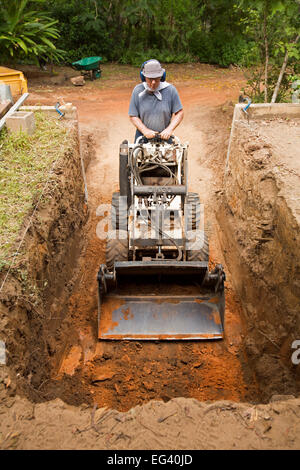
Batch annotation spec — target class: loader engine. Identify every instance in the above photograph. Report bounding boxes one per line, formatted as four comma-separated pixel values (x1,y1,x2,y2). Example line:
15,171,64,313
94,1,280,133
128,136,187,262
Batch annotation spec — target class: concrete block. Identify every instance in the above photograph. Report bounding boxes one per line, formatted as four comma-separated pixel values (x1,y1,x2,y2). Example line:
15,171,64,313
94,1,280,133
6,111,35,135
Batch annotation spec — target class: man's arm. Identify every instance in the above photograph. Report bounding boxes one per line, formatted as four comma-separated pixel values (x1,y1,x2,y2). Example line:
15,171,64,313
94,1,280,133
160,109,184,140
129,116,157,140
129,86,157,139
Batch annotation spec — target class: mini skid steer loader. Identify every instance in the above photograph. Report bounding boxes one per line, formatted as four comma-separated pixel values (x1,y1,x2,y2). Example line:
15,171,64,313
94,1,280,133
97,135,225,340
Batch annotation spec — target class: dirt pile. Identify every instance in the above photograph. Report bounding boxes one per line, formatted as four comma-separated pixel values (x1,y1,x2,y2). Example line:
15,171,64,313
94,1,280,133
218,116,300,401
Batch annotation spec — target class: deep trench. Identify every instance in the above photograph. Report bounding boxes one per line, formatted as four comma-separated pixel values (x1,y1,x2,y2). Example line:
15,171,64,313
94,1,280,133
4,104,299,412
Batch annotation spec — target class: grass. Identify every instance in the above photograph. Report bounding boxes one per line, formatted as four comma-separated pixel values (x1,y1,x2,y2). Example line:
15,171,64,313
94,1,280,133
0,112,73,269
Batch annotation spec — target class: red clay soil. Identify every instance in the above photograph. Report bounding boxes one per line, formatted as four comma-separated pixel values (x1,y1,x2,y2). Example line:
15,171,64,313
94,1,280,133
21,64,261,412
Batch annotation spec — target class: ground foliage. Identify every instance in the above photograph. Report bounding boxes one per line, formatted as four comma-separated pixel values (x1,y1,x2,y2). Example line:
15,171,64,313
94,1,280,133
236,0,300,102
44,0,262,66
0,0,299,97
0,0,64,64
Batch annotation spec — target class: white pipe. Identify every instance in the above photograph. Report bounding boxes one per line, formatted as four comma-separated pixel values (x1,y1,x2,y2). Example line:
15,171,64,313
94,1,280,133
224,104,238,180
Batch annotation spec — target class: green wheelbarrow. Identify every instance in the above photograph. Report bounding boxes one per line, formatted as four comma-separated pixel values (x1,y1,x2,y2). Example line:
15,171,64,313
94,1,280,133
71,56,102,80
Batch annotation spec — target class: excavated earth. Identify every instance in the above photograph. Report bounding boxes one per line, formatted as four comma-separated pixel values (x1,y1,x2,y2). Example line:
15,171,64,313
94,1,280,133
0,66,300,449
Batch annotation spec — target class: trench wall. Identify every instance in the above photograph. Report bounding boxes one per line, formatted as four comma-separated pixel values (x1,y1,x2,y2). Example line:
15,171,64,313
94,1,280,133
0,110,88,399
218,104,300,401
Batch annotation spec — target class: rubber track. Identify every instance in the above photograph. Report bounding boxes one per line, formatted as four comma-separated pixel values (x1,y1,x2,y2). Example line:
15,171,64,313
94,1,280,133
106,230,128,270
186,230,209,262
111,192,127,231
185,192,201,231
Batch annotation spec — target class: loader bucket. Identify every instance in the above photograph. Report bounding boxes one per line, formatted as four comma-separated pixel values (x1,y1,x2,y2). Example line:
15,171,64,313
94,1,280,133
97,261,225,340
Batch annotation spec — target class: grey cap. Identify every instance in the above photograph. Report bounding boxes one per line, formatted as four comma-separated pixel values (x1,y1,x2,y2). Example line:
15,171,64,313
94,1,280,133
143,60,165,78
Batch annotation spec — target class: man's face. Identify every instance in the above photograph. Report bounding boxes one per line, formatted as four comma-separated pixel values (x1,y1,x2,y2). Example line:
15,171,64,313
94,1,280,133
145,76,161,91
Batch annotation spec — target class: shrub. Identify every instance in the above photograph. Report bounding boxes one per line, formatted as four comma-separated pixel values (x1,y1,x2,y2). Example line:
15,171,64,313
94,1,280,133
189,30,260,67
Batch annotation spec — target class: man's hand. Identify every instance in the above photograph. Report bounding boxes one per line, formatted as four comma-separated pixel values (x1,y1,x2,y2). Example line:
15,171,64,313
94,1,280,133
143,129,157,140
160,128,172,140
129,116,157,140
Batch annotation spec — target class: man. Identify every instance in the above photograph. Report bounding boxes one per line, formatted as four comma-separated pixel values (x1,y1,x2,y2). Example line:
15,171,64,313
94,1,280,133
129,59,184,142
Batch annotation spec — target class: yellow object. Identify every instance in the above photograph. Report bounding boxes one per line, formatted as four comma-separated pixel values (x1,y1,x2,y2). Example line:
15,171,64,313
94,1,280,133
0,66,28,96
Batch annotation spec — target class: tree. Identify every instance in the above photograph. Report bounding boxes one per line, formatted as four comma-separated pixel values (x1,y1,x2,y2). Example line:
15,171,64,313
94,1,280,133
0,0,64,62
236,0,300,102
271,33,300,102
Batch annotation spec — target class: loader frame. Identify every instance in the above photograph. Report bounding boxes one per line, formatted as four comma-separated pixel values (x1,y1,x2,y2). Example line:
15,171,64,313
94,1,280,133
97,136,226,340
